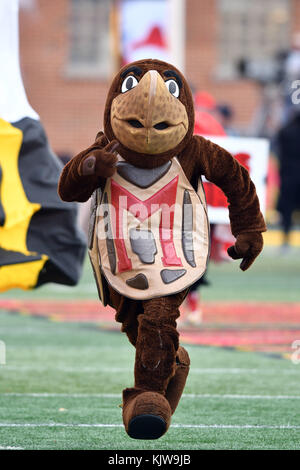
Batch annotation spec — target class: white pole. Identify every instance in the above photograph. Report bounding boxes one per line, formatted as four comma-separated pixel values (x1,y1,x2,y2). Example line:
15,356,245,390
0,0,38,122
168,0,186,73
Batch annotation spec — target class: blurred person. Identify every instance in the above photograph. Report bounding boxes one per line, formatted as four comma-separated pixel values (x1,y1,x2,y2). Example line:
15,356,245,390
284,33,300,85
194,91,226,137
275,107,300,248
281,32,300,124
215,104,239,136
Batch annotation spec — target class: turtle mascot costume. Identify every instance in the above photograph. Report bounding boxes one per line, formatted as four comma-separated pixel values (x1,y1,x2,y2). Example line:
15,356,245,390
58,59,266,440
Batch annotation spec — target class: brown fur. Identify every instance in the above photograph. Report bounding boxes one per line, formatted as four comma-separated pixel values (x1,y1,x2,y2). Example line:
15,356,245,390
165,346,190,414
58,59,266,438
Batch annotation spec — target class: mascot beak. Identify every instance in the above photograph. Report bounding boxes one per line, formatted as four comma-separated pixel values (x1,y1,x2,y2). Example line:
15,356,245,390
111,70,188,155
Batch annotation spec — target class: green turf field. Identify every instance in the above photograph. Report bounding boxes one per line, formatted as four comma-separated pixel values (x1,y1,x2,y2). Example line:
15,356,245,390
0,246,300,450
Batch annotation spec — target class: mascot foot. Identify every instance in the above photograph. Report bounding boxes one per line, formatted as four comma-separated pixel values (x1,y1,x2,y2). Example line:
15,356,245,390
122,389,172,440
165,346,190,414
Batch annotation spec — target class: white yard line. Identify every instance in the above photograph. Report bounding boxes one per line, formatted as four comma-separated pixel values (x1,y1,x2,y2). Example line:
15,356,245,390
0,445,24,450
0,423,299,430
1,366,132,373
172,424,300,429
191,368,297,374
1,392,300,399
183,393,300,399
0,393,120,398
1,365,298,374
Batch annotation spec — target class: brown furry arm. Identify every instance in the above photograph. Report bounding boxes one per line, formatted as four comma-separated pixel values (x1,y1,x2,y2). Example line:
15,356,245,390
193,135,266,236
192,135,267,270
58,132,118,202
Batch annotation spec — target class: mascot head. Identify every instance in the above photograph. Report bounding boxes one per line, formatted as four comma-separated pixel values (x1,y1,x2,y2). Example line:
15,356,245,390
104,59,194,168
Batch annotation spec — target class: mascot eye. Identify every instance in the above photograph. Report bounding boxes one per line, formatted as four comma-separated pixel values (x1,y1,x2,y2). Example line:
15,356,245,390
121,75,138,93
165,79,179,98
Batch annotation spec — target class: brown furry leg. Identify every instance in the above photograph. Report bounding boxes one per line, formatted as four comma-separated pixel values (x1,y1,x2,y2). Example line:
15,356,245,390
134,295,181,393
122,345,190,438
122,292,188,439
113,294,172,439
109,287,142,346
110,286,188,438
113,287,187,393
165,346,190,414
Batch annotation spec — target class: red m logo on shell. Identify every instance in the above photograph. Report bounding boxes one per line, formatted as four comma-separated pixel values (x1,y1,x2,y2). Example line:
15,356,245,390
110,176,183,273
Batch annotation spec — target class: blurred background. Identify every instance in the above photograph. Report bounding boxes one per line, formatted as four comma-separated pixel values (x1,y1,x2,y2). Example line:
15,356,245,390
18,0,300,232
19,0,294,141
0,0,300,450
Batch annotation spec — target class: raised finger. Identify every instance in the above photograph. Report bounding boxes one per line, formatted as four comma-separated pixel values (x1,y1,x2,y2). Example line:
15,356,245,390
105,139,120,154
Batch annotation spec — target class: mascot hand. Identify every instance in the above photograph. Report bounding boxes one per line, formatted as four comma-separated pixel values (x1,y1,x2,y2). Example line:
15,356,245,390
79,140,119,178
227,232,264,271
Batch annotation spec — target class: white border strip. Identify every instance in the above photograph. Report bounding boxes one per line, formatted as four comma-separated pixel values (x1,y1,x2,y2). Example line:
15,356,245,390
184,394,300,399
1,393,300,399
0,423,299,430
1,366,298,375
0,445,24,450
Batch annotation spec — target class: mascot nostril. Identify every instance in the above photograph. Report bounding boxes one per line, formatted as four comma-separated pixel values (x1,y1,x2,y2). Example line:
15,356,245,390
128,120,144,128
58,58,267,440
154,122,169,130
